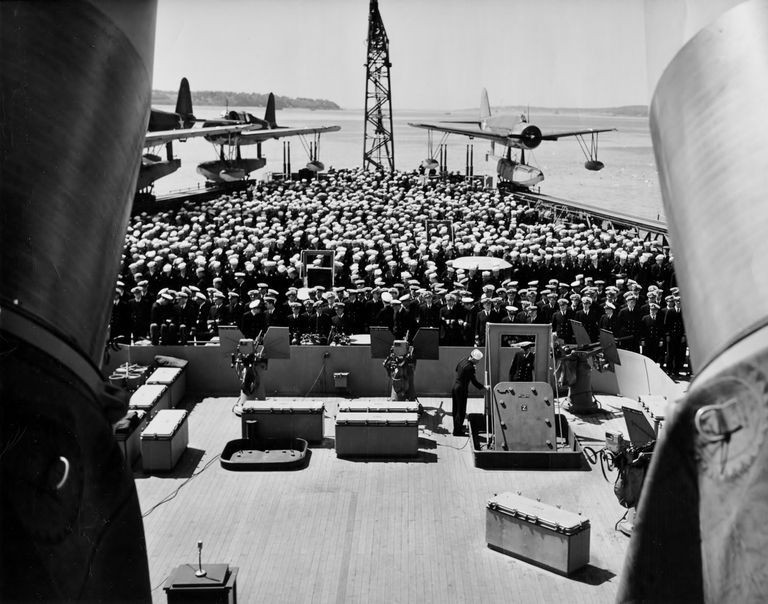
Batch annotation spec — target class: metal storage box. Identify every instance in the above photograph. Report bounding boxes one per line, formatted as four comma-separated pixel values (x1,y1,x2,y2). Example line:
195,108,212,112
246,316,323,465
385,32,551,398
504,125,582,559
140,409,189,472
241,399,324,442
129,384,170,417
338,400,419,414
113,410,147,466
335,412,418,457
145,366,186,408
486,492,590,575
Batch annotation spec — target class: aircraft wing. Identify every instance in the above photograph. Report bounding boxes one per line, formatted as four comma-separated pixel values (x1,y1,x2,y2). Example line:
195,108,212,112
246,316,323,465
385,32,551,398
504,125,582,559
410,122,616,144
144,123,259,147
409,122,511,145
236,124,341,143
540,128,616,140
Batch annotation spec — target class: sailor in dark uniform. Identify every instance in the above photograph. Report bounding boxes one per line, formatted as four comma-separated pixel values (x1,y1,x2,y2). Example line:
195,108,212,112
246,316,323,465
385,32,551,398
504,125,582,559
416,290,441,328
128,285,152,342
451,349,485,436
575,296,601,342
207,290,228,334
439,293,463,345
599,302,618,334
538,291,559,323
285,301,304,344
616,292,643,352
240,299,267,339
109,286,131,343
474,298,494,346
330,302,353,340
149,291,178,345
640,302,665,364
175,289,198,344
459,296,478,345
225,291,244,327
552,298,575,344
308,300,332,343
194,291,212,340
663,295,686,375
509,342,536,381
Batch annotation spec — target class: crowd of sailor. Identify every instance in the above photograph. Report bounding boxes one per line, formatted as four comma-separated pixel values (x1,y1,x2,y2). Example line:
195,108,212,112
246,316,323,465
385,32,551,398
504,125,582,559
111,168,689,376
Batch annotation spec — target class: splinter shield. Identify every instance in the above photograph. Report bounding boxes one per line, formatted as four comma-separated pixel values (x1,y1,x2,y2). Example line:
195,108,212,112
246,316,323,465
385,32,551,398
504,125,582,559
369,327,395,359
412,327,439,360
261,326,291,359
217,325,246,357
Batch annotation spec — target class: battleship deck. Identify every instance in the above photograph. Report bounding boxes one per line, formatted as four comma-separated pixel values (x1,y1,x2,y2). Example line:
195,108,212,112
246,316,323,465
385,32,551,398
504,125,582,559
135,394,645,603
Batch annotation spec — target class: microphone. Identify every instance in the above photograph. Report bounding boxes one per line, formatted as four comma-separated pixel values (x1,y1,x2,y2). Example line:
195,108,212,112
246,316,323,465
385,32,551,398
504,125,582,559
195,540,207,577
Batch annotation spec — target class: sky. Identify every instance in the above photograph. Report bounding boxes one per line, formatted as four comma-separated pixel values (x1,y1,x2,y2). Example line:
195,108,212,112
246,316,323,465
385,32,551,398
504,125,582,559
152,0,745,110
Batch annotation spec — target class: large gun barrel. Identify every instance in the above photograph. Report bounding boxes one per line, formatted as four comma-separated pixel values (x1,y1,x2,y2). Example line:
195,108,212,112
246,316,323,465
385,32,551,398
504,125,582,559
0,1,157,600
619,2,768,602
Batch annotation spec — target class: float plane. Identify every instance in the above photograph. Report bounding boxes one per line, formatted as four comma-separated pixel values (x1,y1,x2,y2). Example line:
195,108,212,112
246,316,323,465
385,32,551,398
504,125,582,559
138,78,260,191
195,93,341,183
409,89,615,188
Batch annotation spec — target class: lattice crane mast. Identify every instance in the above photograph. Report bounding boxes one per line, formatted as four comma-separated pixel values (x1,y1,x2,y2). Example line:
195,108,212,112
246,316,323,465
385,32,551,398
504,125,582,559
363,0,394,171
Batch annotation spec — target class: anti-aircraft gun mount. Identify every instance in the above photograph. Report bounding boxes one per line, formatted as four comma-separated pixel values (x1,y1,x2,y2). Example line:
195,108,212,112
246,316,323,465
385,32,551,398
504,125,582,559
558,320,622,414
369,327,439,402
217,326,291,414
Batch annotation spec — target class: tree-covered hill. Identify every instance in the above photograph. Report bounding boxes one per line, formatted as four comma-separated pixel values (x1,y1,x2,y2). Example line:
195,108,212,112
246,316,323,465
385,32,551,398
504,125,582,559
152,89,340,110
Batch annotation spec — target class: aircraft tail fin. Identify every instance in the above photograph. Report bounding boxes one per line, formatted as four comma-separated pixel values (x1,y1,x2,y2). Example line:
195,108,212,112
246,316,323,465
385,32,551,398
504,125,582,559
480,88,492,121
264,93,278,128
175,77,195,128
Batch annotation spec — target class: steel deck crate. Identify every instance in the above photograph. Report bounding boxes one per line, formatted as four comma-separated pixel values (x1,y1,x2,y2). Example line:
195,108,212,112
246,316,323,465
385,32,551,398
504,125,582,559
241,399,325,442
486,492,590,575
335,412,418,457
145,366,186,408
140,409,189,472
129,384,170,417
338,400,419,414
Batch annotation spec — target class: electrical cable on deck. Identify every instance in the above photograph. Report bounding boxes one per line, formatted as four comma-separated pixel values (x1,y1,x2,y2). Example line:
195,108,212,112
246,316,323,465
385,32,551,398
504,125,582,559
142,453,221,518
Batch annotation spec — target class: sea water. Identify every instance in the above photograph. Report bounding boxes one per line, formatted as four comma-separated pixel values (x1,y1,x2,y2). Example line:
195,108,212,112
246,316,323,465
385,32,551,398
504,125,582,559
149,105,663,222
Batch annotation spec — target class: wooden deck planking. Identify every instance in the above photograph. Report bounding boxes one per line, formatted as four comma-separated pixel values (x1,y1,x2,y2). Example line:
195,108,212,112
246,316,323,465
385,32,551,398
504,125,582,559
136,394,634,603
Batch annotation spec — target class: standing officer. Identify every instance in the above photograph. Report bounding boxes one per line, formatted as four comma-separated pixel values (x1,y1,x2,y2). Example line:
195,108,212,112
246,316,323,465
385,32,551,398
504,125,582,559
663,295,686,375
640,302,664,364
439,293,463,345
552,298,575,344
599,301,618,334
128,285,152,342
617,292,643,352
575,296,602,342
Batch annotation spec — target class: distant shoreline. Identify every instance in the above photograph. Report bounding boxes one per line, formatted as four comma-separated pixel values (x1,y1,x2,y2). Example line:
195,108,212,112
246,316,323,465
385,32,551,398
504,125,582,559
510,105,648,118
151,90,340,111
151,89,647,117
451,105,649,118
